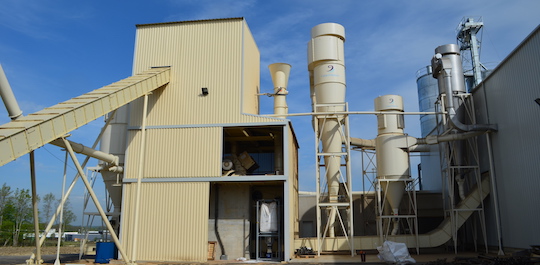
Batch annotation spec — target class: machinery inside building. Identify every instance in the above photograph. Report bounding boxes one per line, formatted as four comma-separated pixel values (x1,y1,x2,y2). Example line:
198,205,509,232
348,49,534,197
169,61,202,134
0,17,539,264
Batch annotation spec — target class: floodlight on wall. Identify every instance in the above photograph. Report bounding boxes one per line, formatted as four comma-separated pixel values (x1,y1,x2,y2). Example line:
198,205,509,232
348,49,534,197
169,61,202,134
201,87,209,96
535,98,540,106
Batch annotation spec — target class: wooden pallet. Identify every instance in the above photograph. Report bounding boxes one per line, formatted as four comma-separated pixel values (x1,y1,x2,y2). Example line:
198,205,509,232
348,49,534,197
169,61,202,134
208,241,217,260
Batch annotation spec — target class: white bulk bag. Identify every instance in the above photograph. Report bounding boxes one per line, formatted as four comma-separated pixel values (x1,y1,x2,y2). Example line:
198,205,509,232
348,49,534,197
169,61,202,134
260,202,278,232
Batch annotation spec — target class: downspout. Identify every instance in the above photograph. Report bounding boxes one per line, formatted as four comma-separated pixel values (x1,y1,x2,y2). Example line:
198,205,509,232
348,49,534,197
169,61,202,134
214,184,226,259
417,164,422,190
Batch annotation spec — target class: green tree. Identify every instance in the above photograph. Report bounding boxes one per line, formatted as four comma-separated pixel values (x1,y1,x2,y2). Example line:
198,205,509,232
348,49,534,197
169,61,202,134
11,188,34,246
63,209,77,228
58,198,77,229
41,192,57,223
1,204,15,246
0,183,12,230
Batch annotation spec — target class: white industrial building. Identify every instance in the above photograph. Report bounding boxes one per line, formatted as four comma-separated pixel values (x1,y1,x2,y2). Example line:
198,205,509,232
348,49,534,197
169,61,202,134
0,17,539,264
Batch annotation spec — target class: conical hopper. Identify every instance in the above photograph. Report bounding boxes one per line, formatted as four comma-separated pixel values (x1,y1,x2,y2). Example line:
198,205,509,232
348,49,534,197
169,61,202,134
269,63,291,89
269,63,291,119
381,180,406,215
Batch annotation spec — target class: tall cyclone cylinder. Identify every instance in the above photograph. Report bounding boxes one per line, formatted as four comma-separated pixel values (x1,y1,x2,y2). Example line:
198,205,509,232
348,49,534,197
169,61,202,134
434,44,466,94
308,23,346,203
308,23,346,238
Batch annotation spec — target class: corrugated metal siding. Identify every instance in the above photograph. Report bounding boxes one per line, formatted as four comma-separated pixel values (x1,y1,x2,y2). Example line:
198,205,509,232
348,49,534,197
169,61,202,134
121,182,209,262
286,125,299,258
474,26,540,248
125,127,221,178
130,19,278,127
120,19,293,262
242,21,260,115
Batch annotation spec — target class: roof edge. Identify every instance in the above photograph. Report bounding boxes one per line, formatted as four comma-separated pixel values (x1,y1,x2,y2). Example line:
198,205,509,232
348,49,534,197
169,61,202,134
136,17,245,28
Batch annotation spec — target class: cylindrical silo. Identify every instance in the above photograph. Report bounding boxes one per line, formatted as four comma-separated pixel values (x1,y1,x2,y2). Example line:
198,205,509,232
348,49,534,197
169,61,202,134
100,105,129,231
416,66,442,191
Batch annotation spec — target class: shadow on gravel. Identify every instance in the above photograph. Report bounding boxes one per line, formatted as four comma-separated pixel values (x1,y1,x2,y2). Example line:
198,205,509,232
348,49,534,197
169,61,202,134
0,254,94,264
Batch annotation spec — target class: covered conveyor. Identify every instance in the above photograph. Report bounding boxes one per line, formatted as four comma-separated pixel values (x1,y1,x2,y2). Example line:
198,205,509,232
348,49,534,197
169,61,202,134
0,67,170,166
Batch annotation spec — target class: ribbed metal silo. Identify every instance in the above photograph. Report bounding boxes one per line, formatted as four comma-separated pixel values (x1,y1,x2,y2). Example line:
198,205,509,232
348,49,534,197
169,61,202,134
416,66,442,191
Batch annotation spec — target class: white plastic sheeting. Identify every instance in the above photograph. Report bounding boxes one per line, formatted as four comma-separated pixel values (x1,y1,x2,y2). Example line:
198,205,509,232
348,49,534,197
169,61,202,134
377,241,416,264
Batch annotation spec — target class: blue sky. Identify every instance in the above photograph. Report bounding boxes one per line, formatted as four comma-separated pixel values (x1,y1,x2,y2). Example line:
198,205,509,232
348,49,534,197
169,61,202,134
0,0,538,225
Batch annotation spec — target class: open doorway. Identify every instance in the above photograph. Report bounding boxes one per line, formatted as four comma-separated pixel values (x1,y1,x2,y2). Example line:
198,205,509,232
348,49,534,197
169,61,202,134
222,126,284,176
208,182,284,261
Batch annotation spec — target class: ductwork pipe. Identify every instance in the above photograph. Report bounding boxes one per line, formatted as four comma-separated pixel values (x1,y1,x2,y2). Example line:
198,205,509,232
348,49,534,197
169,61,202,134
0,64,23,120
416,130,485,145
350,137,376,149
408,145,431,152
50,138,121,170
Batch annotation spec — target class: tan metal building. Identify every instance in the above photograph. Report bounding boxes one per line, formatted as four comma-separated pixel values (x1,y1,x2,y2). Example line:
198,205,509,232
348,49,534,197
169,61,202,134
112,18,299,262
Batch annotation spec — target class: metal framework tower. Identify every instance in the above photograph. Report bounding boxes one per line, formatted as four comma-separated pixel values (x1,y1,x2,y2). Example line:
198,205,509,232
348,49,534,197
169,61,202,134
435,93,488,253
375,175,419,254
457,17,485,88
313,102,354,256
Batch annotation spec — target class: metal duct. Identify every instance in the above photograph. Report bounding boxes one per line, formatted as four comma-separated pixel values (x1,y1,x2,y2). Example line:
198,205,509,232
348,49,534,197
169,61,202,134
431,44,497,132
0,64,23,120
49,138,120,169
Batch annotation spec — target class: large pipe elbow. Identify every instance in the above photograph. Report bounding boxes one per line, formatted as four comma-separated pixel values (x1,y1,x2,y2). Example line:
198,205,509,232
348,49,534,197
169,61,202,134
435,59,497,132
448,114,498,132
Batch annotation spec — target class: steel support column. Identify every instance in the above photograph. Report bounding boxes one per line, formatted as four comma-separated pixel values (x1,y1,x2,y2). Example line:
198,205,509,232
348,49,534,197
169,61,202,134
61,137,133,264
